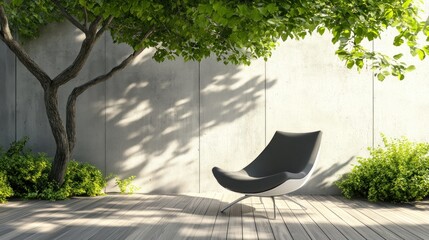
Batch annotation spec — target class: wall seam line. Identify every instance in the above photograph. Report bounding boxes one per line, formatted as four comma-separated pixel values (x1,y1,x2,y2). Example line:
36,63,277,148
14,46,17,141
104,33,107,181
371,41,375,148
198,61,201,193
264,61,267,146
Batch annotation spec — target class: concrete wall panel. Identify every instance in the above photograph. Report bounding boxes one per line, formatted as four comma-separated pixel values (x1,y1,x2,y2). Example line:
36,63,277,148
15,22,106,171
199,58,266,192
105,42,200,193
266,35,373,194
0,42,16,148
374,27,429,144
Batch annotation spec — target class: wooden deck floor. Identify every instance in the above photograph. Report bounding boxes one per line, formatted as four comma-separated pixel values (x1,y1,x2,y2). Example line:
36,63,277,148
0,193,428,240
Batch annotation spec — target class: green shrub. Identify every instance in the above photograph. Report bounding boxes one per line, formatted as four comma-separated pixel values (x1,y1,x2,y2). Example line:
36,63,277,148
336,135,429,203
0,171,13,203
0,137,51,198
63,160,106,197
0,137,106,201
115,175,140,194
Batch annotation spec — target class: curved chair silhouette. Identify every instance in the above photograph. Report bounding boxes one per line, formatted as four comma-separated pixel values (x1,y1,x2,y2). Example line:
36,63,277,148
212,130,322,218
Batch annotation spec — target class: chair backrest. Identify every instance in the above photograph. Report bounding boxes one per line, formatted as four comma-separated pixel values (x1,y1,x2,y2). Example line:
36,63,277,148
243,131,322,177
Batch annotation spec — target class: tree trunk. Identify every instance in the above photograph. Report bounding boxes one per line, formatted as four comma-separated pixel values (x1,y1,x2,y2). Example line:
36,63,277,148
66,90,78,153
45,87,70,185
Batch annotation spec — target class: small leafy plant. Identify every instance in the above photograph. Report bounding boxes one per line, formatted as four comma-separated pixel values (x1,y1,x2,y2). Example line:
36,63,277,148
0,137,51,198
0,171,13,203
336,134,429,203
0,137,106,201
63,160,106,197
115,175,140,194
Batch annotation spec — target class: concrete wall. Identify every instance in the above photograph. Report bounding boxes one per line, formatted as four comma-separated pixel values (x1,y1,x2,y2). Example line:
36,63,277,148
0,41,15,148
1,20,429,194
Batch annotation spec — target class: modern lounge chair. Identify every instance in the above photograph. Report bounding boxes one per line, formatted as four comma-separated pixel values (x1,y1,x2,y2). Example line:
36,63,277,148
212,130,322,218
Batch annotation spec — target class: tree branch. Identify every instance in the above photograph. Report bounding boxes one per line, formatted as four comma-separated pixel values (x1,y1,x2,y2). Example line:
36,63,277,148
0,6,52,90
75,27,155,95
52,16,103,87
83,8,88,29
89,15,103,33
51,0,86,33
66,48,144,151
0,6,12,41
66,27,155,150
77,49,145,96
96,16,113,40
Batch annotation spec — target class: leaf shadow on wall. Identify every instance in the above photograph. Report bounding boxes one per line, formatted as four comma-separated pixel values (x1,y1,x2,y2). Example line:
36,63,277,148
101,46,276,193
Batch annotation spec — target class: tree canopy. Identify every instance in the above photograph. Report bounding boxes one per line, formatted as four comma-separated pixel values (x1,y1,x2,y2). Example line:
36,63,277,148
2,0,429,80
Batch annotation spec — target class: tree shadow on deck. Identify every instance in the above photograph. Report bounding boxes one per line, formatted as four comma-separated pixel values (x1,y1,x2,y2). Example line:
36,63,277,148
1,194,429,240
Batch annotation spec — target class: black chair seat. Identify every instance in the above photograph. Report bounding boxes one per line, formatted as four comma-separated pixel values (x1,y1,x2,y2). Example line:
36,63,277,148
212,167,306,194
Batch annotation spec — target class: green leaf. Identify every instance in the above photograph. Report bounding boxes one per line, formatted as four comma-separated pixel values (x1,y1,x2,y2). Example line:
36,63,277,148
377,73,386,81
346,60,355,69
423,45,429,55
393,36,404,46
402,0,412,8
11,0,23,6
384,9,394,19
416,49,426,60
317,26,325,35
393,53,403,60
406,65,416,72
356,59,364,69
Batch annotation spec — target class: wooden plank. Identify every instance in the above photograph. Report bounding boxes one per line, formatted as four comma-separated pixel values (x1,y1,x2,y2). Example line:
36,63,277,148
334,196,423,240
48,195,140,240
352,198,428,240
145,193,204,239
86,194,159,240
313,196,385,240
106,195,179,240
210,193,233,240
0,199,70,224
306,196,366,240
175,192,216,239
283,196,329,240
0,196,109,240
226,195,243,240
292,196,347,240
378,201,429,225
186,193,224,239
0,200,45,214
252,197,275,240
122,195,188,240
261,197,294,240
241,196,258,240
271,197,310,240
326,196,403,240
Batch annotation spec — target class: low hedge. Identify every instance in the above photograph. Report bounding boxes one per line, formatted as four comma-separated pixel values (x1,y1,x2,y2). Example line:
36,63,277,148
336,135,429,203
0,171,13,203
0,137,106,202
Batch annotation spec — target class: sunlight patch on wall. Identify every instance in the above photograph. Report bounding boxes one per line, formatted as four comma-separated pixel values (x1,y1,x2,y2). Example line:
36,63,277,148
124,81,149,95
124,145,142,157
75,32,85,42
117,100,152,127
131,48,155,66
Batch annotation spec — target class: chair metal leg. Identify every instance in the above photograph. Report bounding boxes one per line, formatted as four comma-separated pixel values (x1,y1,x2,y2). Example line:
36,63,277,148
221,195,250,213
271,196,276,219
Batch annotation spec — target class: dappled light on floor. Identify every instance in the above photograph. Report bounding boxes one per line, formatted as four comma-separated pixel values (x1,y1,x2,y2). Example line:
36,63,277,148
0,194,428,239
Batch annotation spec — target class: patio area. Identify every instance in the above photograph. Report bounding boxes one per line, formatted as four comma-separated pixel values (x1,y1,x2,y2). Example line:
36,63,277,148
0,194,428,240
